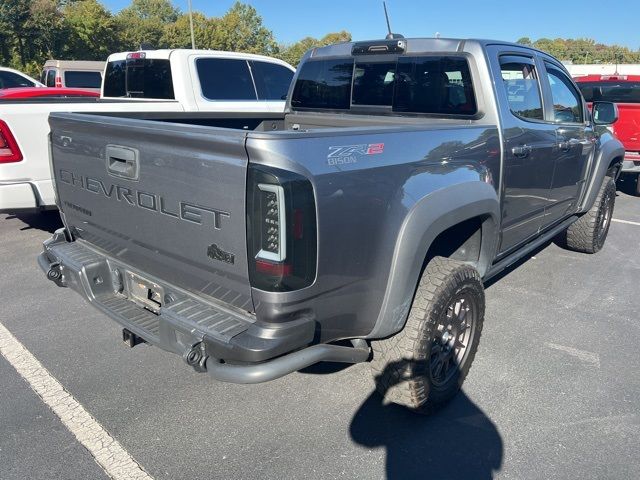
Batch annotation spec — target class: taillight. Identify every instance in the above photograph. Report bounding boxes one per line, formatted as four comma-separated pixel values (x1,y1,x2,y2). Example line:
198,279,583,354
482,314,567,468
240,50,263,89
247,165,317,292
0,120,23,163
55,76,62,88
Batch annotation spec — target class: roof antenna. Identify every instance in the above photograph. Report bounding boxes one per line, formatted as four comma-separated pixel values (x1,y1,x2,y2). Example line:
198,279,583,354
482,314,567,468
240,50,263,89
383,2,404,40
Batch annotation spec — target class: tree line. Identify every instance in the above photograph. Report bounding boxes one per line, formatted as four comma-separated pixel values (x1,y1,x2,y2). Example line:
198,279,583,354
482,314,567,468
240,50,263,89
0,0,351,76
1,1,639,79
517,37,640,64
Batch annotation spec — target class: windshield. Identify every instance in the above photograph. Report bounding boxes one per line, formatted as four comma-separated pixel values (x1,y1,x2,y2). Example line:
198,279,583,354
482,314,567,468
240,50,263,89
291,55,477,116
103,58,174,99
577,81,640,104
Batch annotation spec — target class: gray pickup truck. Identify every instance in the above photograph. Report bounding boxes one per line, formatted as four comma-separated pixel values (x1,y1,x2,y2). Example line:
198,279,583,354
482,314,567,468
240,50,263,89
40,38,623,414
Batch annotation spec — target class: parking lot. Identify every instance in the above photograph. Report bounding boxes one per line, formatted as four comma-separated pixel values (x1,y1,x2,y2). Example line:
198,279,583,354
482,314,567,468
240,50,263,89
1,181,639,480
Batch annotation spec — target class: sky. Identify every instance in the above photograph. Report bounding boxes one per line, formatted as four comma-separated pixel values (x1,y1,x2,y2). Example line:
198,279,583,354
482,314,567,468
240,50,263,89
103,0,640,50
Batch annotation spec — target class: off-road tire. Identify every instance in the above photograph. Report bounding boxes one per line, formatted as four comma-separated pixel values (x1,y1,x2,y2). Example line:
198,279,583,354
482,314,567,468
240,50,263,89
564,176,615,254
370,257,485,415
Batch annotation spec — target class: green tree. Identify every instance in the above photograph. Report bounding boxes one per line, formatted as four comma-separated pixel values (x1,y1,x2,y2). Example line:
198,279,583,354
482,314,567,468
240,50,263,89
516,37,532,47
29,0,66,59
126,0,178,22
0,0,33,67
64,0,118,60
161,12,218,49
210,2,277,55
278,30,351,66
517,37,640,64
115,0,177,49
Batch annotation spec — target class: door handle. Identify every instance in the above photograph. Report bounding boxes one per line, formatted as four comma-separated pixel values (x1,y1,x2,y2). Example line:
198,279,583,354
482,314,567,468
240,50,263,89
105,145,139,180
511,145,532,158
558,138,580,152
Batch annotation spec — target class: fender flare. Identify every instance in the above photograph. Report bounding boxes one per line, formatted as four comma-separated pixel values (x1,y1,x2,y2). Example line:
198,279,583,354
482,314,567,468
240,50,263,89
579,137,624,213
366,181,500,339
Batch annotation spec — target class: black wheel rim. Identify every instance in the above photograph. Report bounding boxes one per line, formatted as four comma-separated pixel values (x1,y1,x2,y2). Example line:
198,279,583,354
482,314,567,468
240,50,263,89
597,189,613,245
429,291,478,388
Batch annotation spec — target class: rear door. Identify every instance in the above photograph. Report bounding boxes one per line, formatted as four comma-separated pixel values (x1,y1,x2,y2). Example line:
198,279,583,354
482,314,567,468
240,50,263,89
540,61,594,226
49,113,254,312
488,49,557,254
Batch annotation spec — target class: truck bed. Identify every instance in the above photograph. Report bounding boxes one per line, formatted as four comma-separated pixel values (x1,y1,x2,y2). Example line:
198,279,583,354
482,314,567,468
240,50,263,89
48,111,500,343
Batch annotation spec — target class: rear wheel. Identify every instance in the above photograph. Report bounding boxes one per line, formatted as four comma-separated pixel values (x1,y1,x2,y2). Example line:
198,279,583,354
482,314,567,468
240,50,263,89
636,173,640,196
564,176,615,254
370,257,484,415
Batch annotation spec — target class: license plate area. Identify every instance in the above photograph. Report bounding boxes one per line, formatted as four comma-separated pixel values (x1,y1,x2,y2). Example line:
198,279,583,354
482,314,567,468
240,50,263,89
125,272,164,314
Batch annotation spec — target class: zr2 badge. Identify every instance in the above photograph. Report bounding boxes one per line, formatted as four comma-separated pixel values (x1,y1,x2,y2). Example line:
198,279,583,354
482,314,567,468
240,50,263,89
327,143,384,165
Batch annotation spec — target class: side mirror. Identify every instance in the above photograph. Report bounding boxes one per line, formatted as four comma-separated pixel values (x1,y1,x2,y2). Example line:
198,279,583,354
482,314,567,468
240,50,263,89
592,101,619,125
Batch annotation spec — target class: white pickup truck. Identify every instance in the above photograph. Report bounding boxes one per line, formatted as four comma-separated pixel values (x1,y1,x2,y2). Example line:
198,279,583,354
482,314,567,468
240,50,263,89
0,49,294,211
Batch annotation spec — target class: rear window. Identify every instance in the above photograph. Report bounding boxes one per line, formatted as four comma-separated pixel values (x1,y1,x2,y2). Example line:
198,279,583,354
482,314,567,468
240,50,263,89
352,62,395,106
577,81,640,104
291,59,354,110
291,55,477,115
394,57,476,114
196,58,257,100
64,71,102,89
103,59,174,99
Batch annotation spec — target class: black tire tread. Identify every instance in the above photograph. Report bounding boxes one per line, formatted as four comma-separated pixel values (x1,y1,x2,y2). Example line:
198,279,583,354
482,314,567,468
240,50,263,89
565,176,615,254
370,257,484,414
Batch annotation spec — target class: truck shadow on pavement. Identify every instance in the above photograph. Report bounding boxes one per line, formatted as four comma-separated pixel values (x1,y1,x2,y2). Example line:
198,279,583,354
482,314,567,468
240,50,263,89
4,210,63,233
350,361,503,480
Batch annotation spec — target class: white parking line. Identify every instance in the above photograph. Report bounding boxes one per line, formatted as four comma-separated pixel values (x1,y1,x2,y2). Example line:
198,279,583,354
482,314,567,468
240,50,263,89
544,342,600,368
613,218,640,227
0,322,153,480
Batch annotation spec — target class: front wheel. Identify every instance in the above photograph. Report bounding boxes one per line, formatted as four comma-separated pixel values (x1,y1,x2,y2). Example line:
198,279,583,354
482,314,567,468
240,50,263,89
370,257,485,415
563,176,616,254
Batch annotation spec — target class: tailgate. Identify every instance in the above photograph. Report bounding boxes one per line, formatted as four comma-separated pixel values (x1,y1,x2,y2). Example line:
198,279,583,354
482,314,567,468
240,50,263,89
614,103,640,152
49,113,253,312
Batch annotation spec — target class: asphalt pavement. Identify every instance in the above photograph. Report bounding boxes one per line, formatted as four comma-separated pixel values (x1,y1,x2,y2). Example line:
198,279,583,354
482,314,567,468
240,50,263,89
1,184,639,480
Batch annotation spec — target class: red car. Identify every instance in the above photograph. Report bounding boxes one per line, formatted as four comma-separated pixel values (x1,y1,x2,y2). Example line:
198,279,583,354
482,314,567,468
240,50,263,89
0,87,99,100
575,75,640,195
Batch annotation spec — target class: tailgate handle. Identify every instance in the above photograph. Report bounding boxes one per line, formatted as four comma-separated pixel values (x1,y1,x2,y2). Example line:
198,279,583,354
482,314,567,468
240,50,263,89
106,145,139,181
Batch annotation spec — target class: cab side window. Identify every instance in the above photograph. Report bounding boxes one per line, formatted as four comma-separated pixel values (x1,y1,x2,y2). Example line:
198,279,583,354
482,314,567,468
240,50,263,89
196,58,257,101
250,61,293,100
500,57,544,121
544,64,584,123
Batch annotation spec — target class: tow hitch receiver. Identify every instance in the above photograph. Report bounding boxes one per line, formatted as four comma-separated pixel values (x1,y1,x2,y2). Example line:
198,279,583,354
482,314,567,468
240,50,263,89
122,328,145,348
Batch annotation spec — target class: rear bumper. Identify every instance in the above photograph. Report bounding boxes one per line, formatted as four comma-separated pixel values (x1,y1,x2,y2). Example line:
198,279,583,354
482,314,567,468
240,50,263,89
0,182,37,211
0,180,56,212
622,159,640,174
38,230,345,381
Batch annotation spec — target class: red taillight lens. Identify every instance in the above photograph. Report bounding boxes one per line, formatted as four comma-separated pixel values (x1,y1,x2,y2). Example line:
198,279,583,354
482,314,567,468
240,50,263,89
255,259,293,277
0,120,23,163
